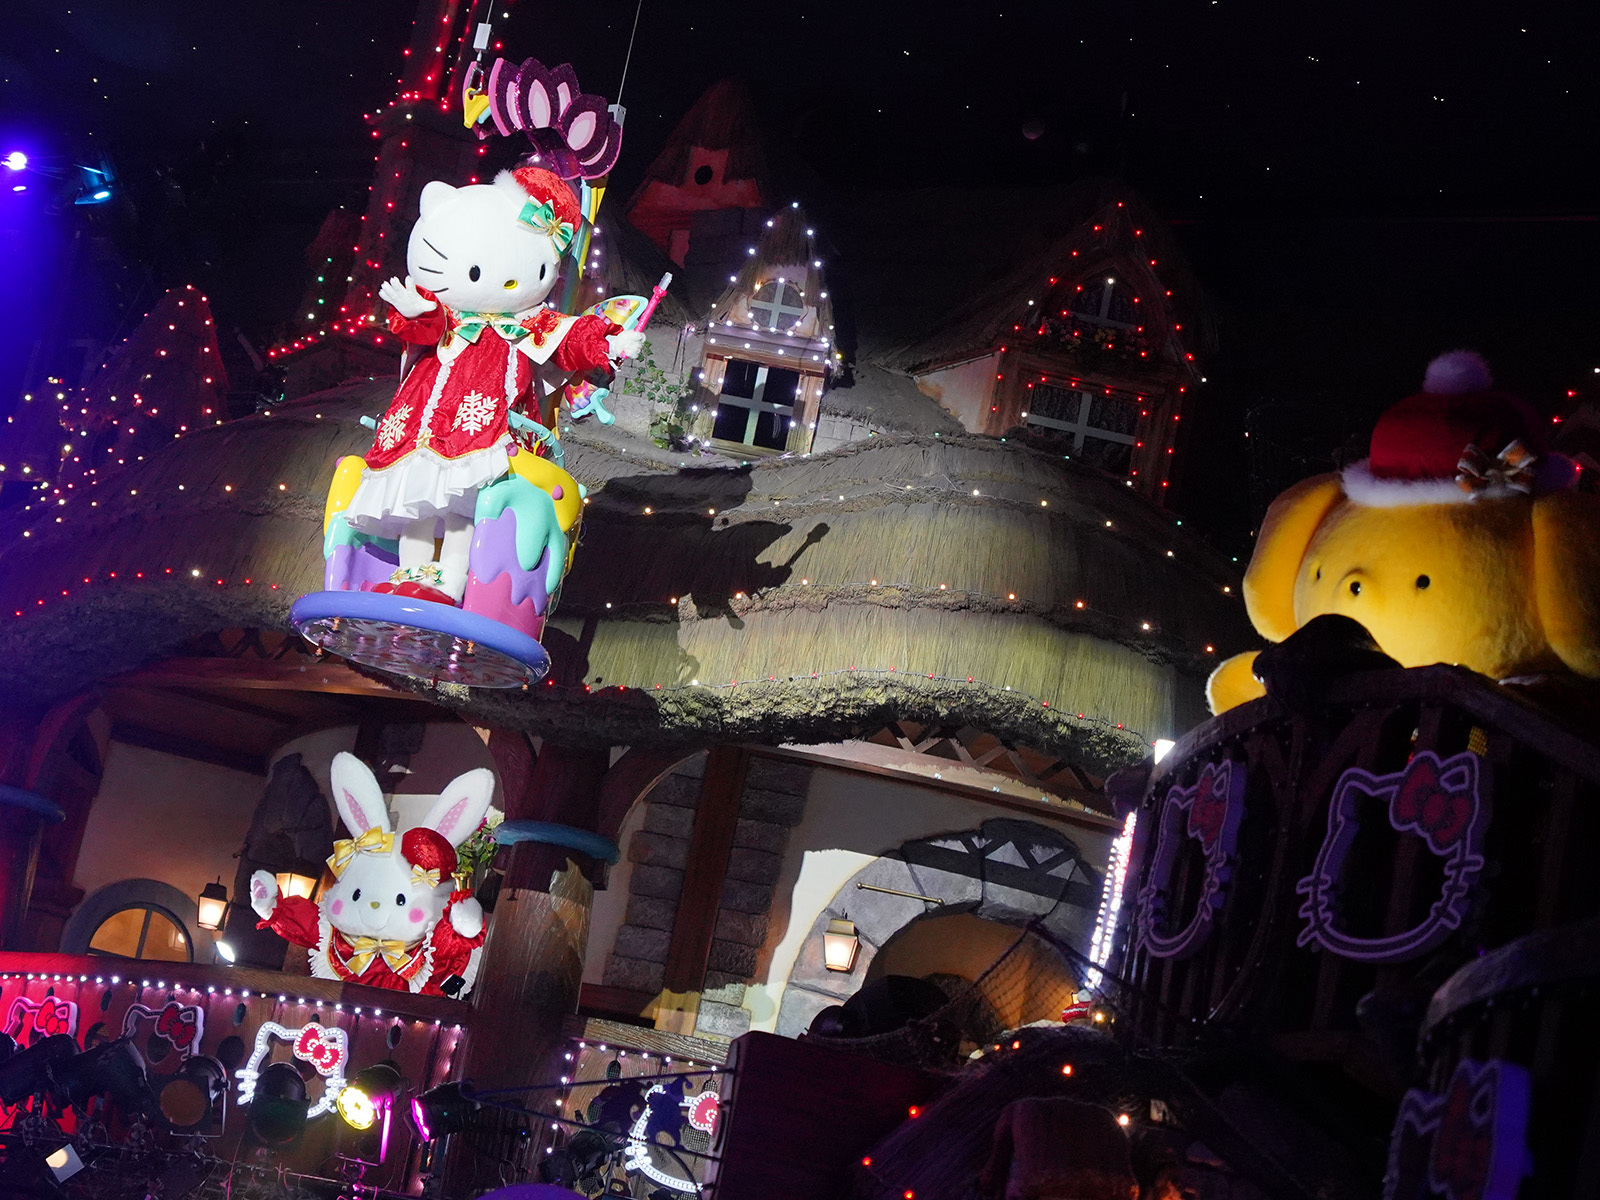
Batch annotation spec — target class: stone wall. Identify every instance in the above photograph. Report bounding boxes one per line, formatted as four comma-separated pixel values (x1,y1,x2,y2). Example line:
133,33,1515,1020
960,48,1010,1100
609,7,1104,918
693,755,813,1039
600,752,707,994
599,751,814,1032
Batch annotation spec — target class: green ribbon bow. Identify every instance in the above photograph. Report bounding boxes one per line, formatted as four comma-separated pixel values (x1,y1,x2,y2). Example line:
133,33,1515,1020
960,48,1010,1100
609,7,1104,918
518,198,576,253
452,313,530,345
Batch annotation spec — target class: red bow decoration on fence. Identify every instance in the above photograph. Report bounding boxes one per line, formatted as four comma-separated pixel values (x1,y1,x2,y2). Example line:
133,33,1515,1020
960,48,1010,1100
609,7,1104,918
1391,755,1474,854
1185,765,1230,852
155,1003,200,1050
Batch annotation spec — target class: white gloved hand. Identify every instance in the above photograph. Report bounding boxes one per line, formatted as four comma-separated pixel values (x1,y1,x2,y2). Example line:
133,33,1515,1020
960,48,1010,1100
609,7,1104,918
607,329,646,361
379,275,438,319
249,870,280,920
450,896,484,939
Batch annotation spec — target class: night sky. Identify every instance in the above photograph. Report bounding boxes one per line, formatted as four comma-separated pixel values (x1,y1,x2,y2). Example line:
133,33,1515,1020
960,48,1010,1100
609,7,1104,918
3,0,1597,540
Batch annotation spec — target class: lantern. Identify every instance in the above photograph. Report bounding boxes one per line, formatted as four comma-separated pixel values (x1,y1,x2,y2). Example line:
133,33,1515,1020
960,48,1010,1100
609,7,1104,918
275,865,320,901
822,918,860,972
196,880,229,931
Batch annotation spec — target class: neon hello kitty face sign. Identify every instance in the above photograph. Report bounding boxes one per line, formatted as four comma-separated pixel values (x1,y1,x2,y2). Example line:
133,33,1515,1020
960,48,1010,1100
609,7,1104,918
1384,1058,1532,1200
1135,760,1247,959
236,1021,348,1118
1297,750,1487,962
121,1001,204,1058
5,995,79,1043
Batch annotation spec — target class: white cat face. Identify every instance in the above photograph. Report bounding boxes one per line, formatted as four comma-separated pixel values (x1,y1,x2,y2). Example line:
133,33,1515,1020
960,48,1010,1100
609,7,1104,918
405,180,563,315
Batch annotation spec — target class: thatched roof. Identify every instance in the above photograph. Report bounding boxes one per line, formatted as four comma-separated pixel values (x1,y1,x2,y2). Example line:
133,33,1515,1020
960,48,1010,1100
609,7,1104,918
818,362,963,436
587,210,701,328
626,78,771,206
872,180,1211,376
705,203,835,340
0,381,1253,772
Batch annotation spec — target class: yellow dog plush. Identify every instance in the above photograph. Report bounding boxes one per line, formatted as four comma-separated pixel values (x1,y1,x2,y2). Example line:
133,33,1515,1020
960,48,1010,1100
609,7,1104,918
1208,352,1600,713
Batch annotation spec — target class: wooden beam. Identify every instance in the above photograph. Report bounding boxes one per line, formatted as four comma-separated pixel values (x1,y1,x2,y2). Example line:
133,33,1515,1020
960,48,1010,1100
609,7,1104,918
109,722,266,776
563,1010,730,1065
115,656,431,698
662,746,748,994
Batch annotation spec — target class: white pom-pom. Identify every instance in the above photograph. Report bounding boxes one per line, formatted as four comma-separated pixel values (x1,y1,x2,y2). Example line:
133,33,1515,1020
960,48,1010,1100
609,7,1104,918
1422,350,1492,394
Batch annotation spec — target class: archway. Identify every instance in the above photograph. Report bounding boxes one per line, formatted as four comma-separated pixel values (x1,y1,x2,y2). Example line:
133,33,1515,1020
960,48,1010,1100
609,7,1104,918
775,818,1099,1036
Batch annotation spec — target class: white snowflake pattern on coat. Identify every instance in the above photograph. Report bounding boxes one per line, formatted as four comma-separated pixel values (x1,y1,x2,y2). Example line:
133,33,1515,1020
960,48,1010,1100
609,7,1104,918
452,391,498,436
377,403,413,451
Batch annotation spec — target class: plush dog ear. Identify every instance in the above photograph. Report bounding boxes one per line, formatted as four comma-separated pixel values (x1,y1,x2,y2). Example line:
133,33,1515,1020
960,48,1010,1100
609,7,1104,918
1242,474,1345,643
329,752,390,837
1532,489,1600,678
421,768,496,848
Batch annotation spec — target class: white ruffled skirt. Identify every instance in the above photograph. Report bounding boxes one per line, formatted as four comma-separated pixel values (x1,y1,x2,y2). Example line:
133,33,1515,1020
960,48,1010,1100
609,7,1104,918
342,438,515,536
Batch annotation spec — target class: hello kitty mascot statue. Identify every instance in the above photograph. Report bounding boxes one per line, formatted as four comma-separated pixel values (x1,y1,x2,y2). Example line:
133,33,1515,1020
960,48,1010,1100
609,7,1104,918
291,162,644,688
248,752,494,997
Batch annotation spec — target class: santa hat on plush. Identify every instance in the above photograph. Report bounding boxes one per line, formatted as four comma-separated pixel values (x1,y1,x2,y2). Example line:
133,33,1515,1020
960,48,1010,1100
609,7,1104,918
401,826,458,889
494,164,582,251
1342,350,1579,506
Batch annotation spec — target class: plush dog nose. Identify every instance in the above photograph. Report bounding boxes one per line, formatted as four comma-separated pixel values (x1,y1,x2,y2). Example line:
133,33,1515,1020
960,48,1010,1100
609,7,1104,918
369,901,380,910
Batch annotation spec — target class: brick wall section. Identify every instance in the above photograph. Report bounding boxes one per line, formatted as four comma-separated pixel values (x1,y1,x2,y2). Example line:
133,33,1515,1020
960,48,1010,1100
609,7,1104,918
600,753,706,993
695,755,813,1039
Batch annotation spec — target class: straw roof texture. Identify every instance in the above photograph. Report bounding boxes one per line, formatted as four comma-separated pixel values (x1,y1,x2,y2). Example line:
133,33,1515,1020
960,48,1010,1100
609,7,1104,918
0,382,1251,771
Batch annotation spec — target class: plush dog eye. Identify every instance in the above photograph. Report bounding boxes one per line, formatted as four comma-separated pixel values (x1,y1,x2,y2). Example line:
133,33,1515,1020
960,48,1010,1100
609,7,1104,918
1348,581,1361,596
352,888,361,901
469,265,481,282
396,894,406,906
1416,574,1431,589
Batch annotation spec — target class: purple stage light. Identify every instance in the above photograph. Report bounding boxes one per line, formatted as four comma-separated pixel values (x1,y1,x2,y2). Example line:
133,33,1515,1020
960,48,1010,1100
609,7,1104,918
2,151,26,172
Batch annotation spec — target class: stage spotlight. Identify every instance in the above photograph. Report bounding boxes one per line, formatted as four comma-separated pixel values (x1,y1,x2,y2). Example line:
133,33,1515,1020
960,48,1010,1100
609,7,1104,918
45,1143,84,1182
410,1081,480,1141
337,1062,402,1131
2,151,26,171
49,1036,156,1117
156,1054,228,1132
246,1061,308,1146
214,939,237,963
0,1033,79,1105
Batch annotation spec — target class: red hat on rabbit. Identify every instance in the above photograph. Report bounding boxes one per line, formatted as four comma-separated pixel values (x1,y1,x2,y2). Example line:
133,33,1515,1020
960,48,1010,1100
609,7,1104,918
401,827,458,888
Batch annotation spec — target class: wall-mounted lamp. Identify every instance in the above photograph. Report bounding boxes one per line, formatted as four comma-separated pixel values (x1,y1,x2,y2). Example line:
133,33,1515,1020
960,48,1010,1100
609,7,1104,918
275,867,320,901
822,918,859,973
196,881,229,931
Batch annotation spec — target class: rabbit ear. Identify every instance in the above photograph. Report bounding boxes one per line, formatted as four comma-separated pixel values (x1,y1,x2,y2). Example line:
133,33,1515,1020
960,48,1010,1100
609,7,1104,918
330,752,391,837
420,768,495,847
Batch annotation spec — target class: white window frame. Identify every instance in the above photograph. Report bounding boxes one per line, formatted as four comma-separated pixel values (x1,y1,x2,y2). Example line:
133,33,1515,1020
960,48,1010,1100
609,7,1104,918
748,279,806,331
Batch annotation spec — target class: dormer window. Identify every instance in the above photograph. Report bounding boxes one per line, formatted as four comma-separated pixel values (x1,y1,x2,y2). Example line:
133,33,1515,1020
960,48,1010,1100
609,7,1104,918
1067,276,1137,329
748,279,805,330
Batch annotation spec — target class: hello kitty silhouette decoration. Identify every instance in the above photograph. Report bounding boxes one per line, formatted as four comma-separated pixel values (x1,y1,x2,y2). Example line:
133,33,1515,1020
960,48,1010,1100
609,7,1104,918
250,752,493,997
291,157,649,687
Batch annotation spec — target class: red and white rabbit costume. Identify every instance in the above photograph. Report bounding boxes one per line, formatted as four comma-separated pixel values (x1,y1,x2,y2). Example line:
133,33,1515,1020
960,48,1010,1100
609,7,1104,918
343,166,642,603
250,752,495,997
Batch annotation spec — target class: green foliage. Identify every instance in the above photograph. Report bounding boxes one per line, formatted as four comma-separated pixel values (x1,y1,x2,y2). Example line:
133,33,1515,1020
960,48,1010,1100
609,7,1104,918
614,337,696,449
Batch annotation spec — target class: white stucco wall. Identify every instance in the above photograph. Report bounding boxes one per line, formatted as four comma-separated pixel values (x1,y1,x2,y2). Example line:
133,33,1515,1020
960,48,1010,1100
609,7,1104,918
74,741,263,909
741,765,1113,1033
914,353,999,431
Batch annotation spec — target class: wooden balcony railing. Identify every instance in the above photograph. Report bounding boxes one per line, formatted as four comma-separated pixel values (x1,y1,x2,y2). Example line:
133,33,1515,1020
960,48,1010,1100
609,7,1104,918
1113,665,1600,1064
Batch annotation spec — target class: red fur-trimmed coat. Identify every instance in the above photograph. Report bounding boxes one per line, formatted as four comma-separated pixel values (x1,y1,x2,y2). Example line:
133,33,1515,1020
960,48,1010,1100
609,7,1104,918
257,890,484,996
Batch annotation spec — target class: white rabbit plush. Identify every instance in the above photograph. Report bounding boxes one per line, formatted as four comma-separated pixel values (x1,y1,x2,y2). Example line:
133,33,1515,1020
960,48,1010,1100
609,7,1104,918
250,752,494,997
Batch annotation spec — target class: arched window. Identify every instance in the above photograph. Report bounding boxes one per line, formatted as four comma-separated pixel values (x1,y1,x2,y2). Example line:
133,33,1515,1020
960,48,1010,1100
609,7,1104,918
87,903,192,962
748,280,805,330
61,879,212,962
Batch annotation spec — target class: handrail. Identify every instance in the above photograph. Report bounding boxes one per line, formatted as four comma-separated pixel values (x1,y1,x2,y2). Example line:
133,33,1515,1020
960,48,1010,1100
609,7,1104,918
1421,915,1600,1037
1152,664,1600,789
0,951,471,1024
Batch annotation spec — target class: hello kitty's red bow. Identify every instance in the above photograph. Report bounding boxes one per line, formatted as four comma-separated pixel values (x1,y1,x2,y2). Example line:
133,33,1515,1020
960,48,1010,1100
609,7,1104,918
156,1003,200,1048
293,1023,346,1075
34,997,73,1037
1185,765,1230,852
1392,756,1474,854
